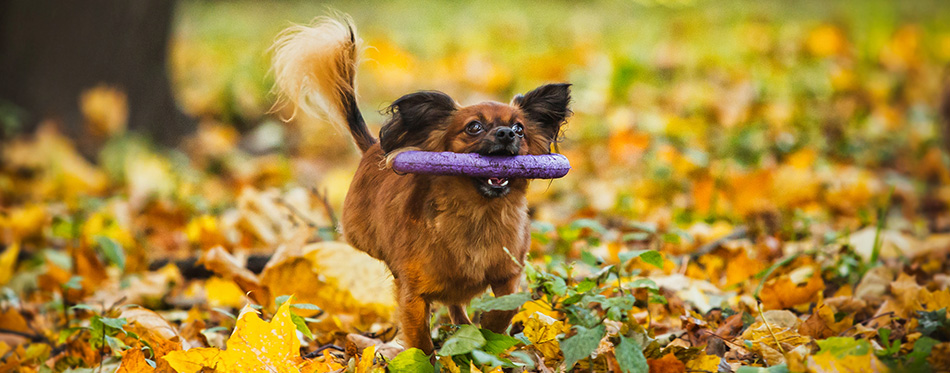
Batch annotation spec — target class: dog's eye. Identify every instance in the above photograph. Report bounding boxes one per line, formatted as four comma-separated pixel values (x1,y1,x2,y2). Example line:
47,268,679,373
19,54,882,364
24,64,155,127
512,123,524,137
465,121,483,135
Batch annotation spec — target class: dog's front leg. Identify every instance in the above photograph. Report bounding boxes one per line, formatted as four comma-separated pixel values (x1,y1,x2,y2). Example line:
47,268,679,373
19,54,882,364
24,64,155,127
449,304,472,325
479,276,520,334
396,279,434,355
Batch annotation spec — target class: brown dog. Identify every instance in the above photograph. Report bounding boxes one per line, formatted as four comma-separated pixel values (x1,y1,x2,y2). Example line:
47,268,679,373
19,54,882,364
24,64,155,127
272,17,570,355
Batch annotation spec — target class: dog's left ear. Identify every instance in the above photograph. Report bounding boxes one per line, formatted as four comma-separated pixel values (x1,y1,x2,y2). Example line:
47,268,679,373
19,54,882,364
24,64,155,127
515,83,572,142
380,91,458,152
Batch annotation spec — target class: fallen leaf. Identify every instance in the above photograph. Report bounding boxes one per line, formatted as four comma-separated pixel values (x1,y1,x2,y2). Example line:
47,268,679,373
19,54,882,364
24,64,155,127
800,303,853,339
260,241,395,324
163,298,303,372
647,353,685,373
760,266,824,310
523,312,564,362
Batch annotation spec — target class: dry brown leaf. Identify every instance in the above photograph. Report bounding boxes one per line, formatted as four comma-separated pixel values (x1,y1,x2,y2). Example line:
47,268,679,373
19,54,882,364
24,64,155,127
799,303,852,339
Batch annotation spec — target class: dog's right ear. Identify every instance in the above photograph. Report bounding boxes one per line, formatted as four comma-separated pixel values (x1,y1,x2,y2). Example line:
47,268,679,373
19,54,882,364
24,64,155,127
380,91,458,152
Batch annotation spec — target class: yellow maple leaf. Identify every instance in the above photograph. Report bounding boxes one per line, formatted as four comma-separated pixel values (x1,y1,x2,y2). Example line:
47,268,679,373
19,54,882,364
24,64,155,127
522,312,564,362
163,299,302,373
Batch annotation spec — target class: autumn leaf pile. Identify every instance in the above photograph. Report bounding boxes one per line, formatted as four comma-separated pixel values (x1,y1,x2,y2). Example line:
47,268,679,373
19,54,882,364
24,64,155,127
3,0,950,372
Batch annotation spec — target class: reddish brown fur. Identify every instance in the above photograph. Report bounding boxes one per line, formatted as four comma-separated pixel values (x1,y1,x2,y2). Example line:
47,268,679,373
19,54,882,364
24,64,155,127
343,102,549,354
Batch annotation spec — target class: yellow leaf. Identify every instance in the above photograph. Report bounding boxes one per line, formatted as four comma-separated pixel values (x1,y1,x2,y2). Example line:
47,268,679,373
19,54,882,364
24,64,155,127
0,243,19,285
920,288,950,314
357,345,376,373
205,276,247,309
439,356,461,373
685,354,721,372
807,351,888,373
522,312,564,362
163,347,227,373
163,299,304,372
512,299,559,324
469,360,484,373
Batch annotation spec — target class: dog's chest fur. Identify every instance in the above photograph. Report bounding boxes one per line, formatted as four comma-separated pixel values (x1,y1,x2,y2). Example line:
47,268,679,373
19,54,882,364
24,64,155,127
342,148,529,303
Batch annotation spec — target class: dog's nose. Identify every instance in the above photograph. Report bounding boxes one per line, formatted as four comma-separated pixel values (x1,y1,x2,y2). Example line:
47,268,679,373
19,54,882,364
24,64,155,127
495,127,516,143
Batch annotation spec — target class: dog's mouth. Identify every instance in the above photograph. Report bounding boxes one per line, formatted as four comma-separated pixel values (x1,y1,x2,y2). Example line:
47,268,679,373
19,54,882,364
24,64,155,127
471,143,519,198
473,177,510,198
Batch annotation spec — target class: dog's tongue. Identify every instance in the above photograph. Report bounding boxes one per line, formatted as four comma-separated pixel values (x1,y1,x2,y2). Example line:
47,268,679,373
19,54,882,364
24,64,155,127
487,177,509,187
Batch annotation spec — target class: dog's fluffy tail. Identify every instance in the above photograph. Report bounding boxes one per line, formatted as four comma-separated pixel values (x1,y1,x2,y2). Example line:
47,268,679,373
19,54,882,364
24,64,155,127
271,16,376,153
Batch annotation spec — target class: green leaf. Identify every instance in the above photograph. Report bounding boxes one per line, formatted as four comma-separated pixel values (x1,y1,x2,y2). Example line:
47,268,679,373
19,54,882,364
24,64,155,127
70,304,97,312
274,295,291,308
508,350,536,369
618,250,663,269
603,295,636,321
211,307,236,319
64,276,83,290
95,236,126,271
438,324,486,356
471,349,515,369
916,308,949,337
290,303,322,311
290,311,313,339
816,337,870,358
615,335,648,373
580,251,602,267
570,218,606,234
480,329,520,354
575,278,598,294
98,317,128,330
471,292,532,312
906,336,939,370
628,278,658,291
560,324,606,370
546,276,568,296
389,348,433,372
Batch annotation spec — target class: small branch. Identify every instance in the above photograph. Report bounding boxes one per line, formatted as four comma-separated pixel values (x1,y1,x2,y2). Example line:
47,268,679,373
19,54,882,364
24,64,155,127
757,302,785,355
0,328,46,342
312,187,339,232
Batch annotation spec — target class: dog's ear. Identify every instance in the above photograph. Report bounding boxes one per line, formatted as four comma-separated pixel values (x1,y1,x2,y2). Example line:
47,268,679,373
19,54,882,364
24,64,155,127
380,91,457,152
516,83,571,142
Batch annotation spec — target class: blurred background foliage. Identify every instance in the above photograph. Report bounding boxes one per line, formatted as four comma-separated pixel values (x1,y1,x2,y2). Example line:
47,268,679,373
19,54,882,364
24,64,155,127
168,0,950,232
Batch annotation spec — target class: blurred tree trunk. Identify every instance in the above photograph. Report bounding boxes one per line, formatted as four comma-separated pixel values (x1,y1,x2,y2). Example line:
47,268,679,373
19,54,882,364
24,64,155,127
0,0,193,153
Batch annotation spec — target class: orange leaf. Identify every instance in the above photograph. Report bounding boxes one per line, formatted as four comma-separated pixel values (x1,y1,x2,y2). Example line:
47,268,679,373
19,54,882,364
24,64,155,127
648,353,685,373
759,266,824,310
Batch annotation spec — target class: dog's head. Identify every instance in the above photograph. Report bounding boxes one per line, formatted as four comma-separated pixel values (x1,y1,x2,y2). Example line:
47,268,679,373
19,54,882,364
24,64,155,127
380,84,571,198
